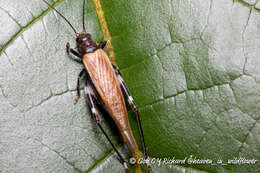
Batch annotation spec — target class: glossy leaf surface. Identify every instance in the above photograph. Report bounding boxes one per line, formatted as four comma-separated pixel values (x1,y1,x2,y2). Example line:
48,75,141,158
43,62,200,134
0,0,259,173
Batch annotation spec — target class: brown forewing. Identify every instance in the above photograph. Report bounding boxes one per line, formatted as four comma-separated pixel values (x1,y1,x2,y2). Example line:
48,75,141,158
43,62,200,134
83,49,131,131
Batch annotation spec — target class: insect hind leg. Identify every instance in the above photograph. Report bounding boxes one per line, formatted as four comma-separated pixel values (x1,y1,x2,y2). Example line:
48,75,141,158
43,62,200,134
113,65,152,173
84,80,130,173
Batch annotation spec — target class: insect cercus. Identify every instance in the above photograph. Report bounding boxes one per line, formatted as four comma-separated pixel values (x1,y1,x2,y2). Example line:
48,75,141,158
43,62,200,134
42,0,152,172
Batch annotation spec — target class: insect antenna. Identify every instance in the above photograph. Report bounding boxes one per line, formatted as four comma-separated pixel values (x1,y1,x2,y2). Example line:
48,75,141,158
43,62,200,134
82,0,86,32
42,0,78,36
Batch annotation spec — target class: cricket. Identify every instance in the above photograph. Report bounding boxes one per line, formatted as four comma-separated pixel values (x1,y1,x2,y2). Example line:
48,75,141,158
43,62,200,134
42,0,152,172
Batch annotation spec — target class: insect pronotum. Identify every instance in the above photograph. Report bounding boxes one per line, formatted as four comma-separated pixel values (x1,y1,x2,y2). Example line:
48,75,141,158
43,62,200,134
42,0,152,172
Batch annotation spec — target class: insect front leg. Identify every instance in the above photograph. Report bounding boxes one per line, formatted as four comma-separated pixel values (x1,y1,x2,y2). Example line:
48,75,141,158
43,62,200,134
84,80,130,173
113,65,152,173
66,42,82,58
98,40,108,49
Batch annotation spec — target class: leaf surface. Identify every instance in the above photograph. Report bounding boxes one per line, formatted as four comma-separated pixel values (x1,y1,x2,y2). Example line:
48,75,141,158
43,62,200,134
0,0,259,173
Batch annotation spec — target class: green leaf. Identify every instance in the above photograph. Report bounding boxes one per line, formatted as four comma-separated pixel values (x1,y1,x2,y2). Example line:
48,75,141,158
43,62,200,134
0,0,259,173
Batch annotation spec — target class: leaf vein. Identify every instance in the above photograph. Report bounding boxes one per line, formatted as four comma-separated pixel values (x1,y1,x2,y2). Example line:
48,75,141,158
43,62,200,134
0,0,64,56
